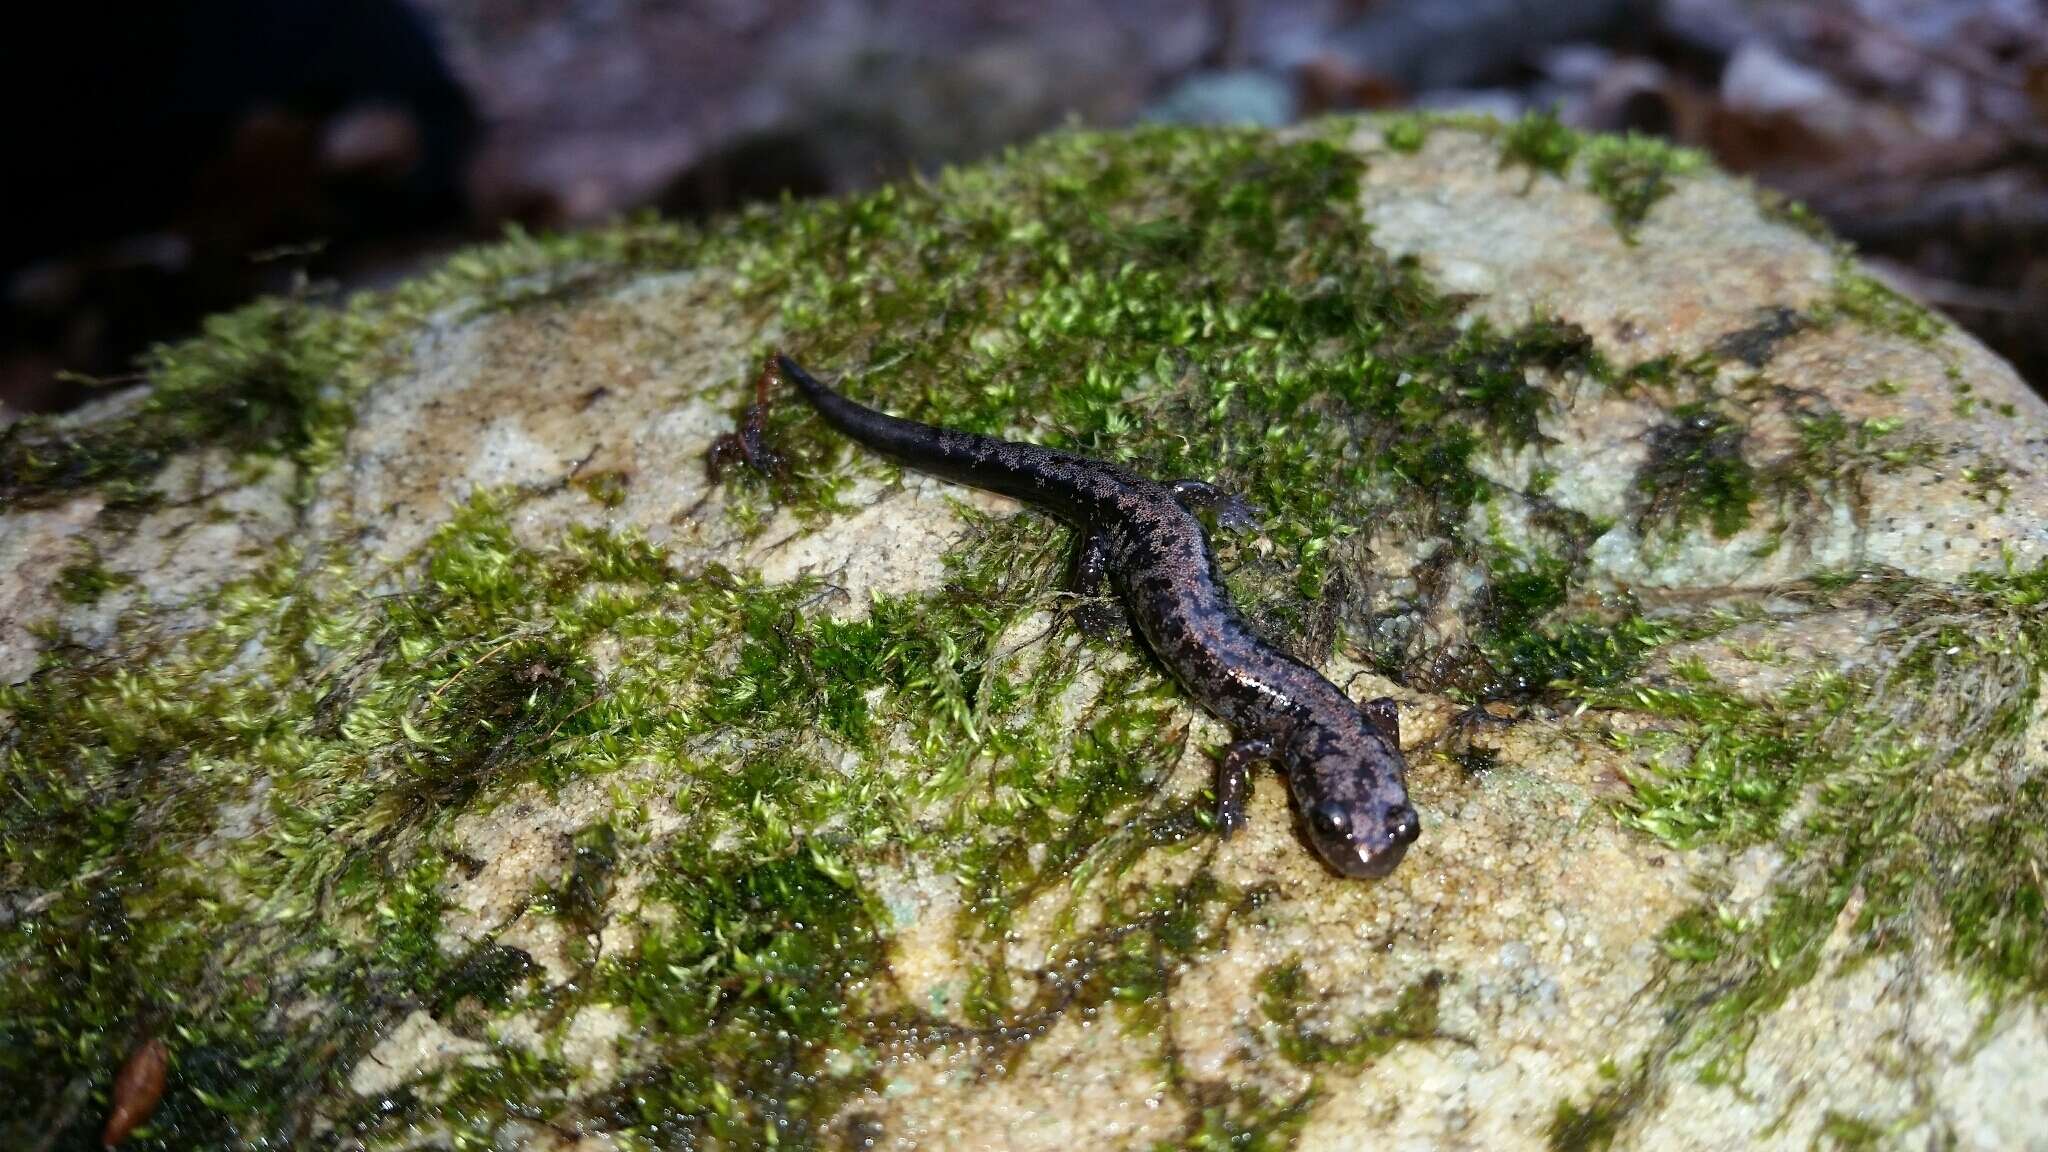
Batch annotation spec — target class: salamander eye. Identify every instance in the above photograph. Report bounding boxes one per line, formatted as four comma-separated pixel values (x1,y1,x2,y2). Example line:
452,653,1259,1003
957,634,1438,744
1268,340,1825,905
1309,803,1350,837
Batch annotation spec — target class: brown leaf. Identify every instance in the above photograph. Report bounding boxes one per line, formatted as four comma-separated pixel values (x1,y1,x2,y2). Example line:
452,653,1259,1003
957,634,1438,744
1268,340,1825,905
101,1036,168,1148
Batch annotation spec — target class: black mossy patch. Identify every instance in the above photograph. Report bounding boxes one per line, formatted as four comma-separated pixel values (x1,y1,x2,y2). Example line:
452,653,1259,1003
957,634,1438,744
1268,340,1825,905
1709,307,1810,368
1634,404,1757,540
434,944,539,1017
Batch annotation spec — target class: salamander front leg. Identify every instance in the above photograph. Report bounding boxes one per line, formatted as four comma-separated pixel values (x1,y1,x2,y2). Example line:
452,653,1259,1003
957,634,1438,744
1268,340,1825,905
707,354,788,480
1066,530,1124,638
1067,530,1109,598
1362,696,1400,744
1214,737,1276,836
1170,479,1260,532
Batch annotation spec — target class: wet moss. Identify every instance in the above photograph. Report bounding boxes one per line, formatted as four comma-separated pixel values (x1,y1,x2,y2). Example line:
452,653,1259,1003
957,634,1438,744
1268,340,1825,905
1259,961,1444,1068
55,553,132,605
1634,403,1757,540
1814,1110,1889,1150
587,850,883,1147
1546,1061,1650,1152
1483,609,1683,698
434,944,539,1016
1163,1087,1317,1151
571,468,631,508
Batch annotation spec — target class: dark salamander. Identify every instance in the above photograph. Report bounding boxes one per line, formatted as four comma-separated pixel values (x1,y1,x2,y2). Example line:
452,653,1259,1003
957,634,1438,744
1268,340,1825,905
724,354,1420,878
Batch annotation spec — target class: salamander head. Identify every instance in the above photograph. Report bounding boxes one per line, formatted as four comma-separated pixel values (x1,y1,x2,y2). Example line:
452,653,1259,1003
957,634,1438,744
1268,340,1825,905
1286,699,1419,879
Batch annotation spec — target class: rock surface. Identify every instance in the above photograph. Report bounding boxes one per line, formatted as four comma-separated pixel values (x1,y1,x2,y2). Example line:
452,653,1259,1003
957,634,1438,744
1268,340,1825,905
3,116,2045,1151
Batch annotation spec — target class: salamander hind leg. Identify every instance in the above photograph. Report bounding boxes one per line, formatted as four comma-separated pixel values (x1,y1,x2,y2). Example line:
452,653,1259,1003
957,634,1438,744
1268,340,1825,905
1214,737,1276,836
1170,479,1260,531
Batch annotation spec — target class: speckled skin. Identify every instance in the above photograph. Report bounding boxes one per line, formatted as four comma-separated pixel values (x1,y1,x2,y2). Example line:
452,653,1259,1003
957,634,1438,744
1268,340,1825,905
775,355,1419,878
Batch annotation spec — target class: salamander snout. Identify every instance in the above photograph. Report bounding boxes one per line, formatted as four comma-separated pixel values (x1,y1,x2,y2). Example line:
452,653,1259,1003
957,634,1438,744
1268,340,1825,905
1302,797,1421,879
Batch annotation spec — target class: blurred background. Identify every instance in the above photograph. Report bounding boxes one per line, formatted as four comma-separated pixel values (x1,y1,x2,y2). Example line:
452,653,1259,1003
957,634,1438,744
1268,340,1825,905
4,0,2045,415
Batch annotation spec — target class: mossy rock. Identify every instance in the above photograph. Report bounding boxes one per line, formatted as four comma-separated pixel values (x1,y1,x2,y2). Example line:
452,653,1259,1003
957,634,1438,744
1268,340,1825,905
4,116,2045,1151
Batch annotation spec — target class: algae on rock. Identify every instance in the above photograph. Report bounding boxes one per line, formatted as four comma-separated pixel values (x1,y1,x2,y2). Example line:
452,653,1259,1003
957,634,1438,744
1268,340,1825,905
4,115,2046,1152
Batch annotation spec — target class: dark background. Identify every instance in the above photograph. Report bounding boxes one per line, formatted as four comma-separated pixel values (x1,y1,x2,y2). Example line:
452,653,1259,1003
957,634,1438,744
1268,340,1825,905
5,0,2046,414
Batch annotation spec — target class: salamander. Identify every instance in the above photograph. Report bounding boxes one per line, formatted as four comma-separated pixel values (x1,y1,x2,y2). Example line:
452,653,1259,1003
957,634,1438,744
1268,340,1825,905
716,354,1419,878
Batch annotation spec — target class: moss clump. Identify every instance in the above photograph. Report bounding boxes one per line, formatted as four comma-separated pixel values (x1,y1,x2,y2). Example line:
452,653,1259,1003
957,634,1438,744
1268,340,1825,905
1484,609,1684,698
1381,114,1428,153
1499,108,1580,182
1581,133,1704,241
1814,1110,1889,1150
589,851,882,1146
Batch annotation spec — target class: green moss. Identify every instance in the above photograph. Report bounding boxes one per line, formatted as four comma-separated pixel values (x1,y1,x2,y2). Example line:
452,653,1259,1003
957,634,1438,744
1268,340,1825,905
1381,114,1428,153
2,211,715,519
9,114,2037,1148
1163,1087,1317,1151
1581,133,1704,242
1499,108,1581,182
0,298,372,511
1754,187,1835,243
1484,610,1684,698
588,851,882,1146
1574,564,2048,1089
1827,269,1945,343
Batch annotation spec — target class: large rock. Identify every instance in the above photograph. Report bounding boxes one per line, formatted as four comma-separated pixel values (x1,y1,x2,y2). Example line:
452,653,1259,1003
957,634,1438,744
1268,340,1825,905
3,116,2044,1151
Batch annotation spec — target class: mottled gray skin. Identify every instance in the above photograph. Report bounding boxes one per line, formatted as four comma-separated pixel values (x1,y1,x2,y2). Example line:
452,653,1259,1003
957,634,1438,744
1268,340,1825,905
775,355,1419,878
